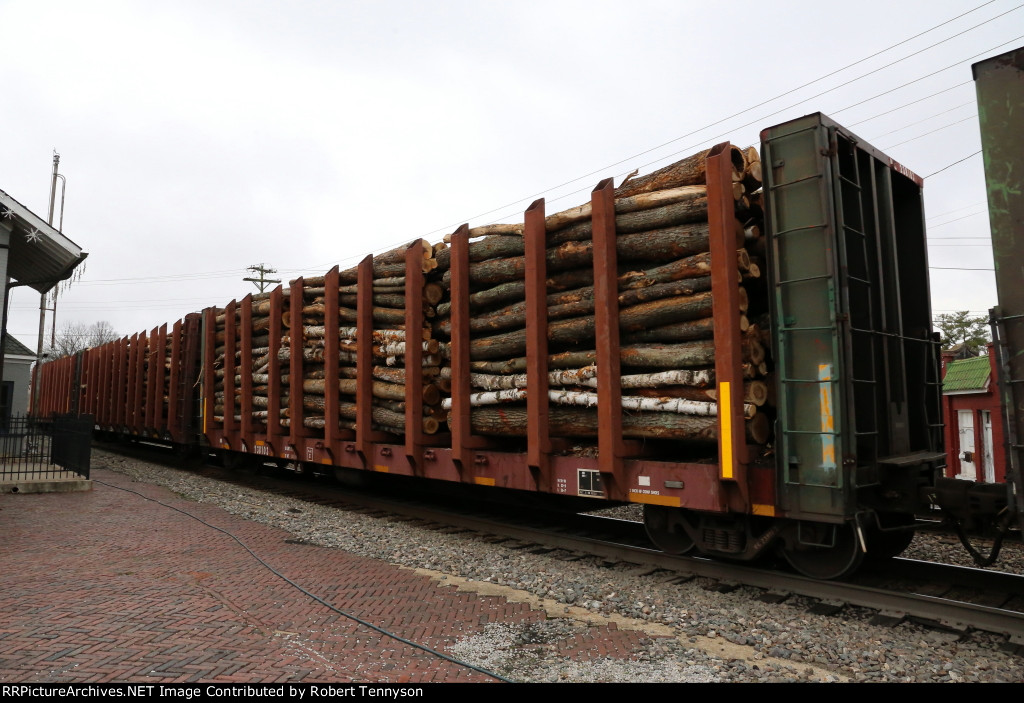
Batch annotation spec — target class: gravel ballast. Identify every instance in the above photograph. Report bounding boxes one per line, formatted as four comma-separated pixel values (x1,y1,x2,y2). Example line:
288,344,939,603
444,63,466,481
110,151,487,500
94,449,1024,683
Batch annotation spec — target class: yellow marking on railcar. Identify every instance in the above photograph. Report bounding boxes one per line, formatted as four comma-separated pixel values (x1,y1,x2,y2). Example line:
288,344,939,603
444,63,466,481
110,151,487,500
752,504,776,516
819,364,836,474
720,381,734,479
374,465,390,472
321,458,332,465
474,477,496,486
628,491,681,507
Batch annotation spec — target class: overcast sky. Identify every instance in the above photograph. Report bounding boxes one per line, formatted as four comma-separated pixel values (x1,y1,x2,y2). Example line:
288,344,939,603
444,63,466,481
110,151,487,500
1,0,1018,349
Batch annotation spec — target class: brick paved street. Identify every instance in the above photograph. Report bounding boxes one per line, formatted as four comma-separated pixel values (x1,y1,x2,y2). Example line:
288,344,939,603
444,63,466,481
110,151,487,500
0,468,654,683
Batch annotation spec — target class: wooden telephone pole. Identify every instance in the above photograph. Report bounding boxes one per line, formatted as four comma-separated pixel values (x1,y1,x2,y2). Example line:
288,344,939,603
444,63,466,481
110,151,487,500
243,263,280,293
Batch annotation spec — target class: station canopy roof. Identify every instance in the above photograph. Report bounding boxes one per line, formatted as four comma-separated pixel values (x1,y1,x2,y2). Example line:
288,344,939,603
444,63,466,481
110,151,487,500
3,334,34,357
1,187,87,293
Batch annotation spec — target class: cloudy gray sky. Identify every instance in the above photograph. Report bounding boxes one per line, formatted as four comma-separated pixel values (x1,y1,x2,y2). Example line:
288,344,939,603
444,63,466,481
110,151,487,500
1,0,1018,349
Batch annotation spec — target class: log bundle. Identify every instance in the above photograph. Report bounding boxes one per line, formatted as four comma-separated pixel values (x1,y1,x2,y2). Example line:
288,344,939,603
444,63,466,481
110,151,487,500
208,143,773,458
211,241,446,436
430,144,772,450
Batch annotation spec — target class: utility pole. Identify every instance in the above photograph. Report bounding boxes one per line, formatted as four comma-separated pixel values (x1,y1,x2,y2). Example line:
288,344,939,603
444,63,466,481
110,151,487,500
36,151,61,361
30,151,62,415
243,263,280,293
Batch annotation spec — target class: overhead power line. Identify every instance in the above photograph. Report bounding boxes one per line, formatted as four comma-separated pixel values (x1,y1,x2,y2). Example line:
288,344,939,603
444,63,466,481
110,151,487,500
275,2,1014,278
446,34,1024,238
930,265,995,270
926,201,986,220
881,113,978,149
848,80,974,127
928,210,987,227
924,150,984,178
416,3,1022,238
869,101,975,139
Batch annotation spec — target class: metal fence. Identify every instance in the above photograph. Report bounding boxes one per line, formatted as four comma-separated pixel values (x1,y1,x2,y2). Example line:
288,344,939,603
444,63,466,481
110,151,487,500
0,414,93,480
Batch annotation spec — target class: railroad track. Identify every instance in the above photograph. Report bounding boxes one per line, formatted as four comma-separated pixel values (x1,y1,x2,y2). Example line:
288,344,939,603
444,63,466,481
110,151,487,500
96,442,1024,650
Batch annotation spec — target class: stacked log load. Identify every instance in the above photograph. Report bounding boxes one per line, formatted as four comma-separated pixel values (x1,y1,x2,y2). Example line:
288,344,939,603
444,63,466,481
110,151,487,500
137,333,152,424
211,143,772,455
431,145,771,448
212,242,447,436
161,327,176,419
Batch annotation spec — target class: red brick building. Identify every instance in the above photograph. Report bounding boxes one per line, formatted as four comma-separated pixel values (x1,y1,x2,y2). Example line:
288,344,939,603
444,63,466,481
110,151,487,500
941,343,1006,483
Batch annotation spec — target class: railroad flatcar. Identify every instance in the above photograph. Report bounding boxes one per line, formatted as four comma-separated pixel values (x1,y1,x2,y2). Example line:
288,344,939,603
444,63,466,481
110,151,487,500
35,111,1019,580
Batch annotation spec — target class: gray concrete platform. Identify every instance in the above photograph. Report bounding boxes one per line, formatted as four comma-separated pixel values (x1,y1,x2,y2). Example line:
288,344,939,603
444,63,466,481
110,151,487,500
0,465,92,493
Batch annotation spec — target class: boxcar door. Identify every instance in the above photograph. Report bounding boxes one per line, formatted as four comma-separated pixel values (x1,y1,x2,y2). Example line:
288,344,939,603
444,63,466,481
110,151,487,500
982,410,995,483
957,409,977,480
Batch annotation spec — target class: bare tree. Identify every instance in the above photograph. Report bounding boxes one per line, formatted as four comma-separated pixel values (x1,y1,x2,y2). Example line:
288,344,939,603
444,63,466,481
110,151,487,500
47,321,119,358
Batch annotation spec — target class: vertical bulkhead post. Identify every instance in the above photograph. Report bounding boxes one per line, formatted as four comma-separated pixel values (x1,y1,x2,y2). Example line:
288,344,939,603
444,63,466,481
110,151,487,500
70,351,80,416
201,308,217,442
92,347,102,421
65,356,73,414
67,355,74,414
707,142,749,511
524,198,552,491
52,357,59,414
56,357,63,414
267,285,284,452
44,358,52,416
223,303,237,443
115,337,127,429
592,177,630,501
288,280,307,458
450,224,484,476
66,356,74,414
168,319,182,442
181,313,202,444
146,326,160,432
44,359,53,416
449,224,471,472
129,332,140,433
404,241,426,474
74,350,85,416
323,265,341,462
106,340,116,427
156,324,168,433
107,339,118,428
66,355,73,415
356,255,375,469
82,348,93,419
80,347,91,417
240,295,254,446
80,349,91,418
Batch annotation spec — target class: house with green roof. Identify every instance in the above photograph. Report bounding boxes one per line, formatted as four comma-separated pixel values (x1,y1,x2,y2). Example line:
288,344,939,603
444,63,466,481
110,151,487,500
941,344,1006,483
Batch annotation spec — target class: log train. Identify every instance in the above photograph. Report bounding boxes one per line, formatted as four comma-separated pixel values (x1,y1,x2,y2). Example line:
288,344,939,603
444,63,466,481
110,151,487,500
34,110,1022,579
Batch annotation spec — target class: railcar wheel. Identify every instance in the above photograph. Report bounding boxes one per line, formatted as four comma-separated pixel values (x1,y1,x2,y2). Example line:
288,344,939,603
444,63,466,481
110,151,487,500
781,523,864,580
643,505,695,555
864,513,916,560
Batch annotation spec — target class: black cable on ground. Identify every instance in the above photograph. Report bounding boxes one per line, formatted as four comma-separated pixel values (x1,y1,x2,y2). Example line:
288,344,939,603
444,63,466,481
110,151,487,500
93,476,515,683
